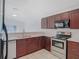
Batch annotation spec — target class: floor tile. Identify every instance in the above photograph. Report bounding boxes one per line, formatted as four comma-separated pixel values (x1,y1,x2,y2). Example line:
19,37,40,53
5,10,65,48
18,49,59,59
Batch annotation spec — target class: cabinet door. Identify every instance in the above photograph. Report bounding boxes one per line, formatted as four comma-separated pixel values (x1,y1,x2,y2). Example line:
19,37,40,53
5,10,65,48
41,18,48,29
45,37,51,51
68,41,79,59
31,37,41,51
16,37,45,58
38,37,45,49
25,38,34,54
70,10,79,29
25,37,43,54
16,39,27,58
47,16,55,29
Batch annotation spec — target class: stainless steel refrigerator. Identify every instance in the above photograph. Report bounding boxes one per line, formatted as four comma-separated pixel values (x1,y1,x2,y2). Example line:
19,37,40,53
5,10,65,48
0,0,8,59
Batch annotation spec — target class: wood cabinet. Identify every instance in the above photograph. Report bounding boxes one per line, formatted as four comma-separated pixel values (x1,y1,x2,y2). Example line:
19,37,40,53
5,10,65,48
41,12,70,29
41,16,55,29
16,39,27,58
44,37,51,51
47,16,55,29
41,18,48,29
16,37,42,58
68,41,79,59
41,9,79,29
69,9,79,29
16,36,51,58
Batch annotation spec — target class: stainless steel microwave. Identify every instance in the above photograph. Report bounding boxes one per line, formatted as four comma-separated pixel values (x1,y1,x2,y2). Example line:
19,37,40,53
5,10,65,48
54,20,70,28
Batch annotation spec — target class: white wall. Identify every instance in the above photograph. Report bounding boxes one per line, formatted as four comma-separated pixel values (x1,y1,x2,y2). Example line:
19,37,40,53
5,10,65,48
0,0,3,15
4,0,79,32
0,0,3,32
70,29,79,42
5,19,25,33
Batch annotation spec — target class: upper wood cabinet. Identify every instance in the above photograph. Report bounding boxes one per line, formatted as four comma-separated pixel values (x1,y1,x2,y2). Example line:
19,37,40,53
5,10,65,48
41,18,48,29
41,9,79,29
69,9,79,29
41,16,55,29
47,16,55,29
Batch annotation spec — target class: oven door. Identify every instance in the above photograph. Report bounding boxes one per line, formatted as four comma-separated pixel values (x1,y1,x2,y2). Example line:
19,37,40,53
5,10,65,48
52,40,64,49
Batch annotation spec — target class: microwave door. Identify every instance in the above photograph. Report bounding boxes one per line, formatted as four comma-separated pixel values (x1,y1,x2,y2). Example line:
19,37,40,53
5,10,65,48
64,20,70,28
55,23,64,28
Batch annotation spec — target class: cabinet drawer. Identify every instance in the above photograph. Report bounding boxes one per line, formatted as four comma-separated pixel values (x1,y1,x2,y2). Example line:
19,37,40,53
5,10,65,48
68,41,79,49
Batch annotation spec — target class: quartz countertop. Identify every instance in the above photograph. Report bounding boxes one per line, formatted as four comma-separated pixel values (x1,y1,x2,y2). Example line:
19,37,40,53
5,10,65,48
67,38,79,42
3,32,45,41
3,32,79,42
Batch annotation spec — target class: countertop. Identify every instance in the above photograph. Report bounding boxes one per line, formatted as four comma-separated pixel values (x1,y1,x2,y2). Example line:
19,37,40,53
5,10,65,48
67,38,79,42
3,32,45,41
2,32,79,42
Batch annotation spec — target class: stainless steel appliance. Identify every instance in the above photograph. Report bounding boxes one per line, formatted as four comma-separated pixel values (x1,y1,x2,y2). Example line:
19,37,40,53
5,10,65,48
51,39,67,59
52,40,64,49
0,0,8,59
54,20,70,28
51,31,71,59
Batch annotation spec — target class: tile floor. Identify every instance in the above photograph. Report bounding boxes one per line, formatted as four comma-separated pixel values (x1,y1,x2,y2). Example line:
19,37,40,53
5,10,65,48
18,49,59,59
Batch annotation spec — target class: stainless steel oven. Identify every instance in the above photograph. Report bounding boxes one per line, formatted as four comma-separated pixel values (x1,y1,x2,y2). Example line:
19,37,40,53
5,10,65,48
52,40,64,49
51,39,67,59
51,31,71,59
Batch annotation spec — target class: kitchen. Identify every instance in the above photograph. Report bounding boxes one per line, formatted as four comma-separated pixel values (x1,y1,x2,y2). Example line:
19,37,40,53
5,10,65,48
0,0,79,59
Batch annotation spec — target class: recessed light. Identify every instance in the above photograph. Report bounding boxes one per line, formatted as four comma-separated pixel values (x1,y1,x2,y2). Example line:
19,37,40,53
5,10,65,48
12,14,17,16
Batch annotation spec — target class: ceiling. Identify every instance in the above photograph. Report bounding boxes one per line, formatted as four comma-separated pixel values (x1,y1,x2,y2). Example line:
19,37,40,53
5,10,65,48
4,0,79,21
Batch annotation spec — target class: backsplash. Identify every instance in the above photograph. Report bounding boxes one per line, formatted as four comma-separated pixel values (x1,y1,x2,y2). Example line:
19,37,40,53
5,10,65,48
70,29,79,42
41,29,79,42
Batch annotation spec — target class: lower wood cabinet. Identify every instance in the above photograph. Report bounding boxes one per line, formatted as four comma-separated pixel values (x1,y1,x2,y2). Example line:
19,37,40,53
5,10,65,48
44,37,51,51
16,36,51,58
16,39,27,58
68,41,79,59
